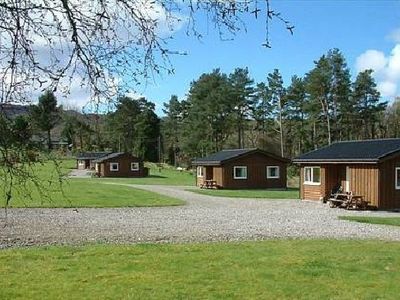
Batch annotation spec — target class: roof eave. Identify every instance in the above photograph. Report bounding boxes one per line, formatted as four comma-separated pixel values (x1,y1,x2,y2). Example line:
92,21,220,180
192,161,222,166
292,159,379,164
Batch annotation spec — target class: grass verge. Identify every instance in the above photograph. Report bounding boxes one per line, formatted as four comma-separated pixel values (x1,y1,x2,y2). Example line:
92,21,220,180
1,240,400,299
339,216,400,227
186,188,299,199
1,159,184,208
5,180,183,208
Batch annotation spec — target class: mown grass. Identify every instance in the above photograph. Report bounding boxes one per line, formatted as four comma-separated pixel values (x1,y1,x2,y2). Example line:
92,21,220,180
1,240,400,299
339,216,400,227
98,162,196,186
187,187,299,199
1,159,183,208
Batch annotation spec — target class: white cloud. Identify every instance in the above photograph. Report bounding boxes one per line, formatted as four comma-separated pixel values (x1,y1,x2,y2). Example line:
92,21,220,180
378,81,397,97
356,50,387,74
387,28,400,43
386,44,400,81
356,40,400,98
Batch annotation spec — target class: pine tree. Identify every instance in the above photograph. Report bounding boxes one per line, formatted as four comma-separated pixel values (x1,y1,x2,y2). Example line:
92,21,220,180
327,48,352,141
285,75,307,156
228,67,255,148
30,90,60,150
182,69,235,156
267,69,286,156
306,55,332,146
252,82,272,144
353,70,386,139
162,95,184,165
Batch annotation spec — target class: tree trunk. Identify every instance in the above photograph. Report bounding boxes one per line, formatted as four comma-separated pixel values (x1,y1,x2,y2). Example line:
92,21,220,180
320,98,331,145
47,129,52,150
313,121,317,150
326,113,332,145
79,131,84,150
279,98,284,157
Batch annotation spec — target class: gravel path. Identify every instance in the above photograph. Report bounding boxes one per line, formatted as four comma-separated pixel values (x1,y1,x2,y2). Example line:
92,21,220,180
1,184,400,248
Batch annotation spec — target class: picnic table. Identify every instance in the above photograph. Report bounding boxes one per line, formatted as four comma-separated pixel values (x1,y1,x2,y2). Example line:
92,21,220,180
328,193,369,210
200,180,219,189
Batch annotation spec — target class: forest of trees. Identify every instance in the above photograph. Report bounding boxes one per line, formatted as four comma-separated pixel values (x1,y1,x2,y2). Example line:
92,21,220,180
161,48,400,165
20,48,400,166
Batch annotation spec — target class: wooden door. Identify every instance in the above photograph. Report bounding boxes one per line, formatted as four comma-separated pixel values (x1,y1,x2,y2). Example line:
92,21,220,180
206,166,214,180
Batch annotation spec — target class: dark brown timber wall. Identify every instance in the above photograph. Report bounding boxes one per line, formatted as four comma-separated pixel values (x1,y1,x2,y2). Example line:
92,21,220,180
221,152,287,189
379,157,400,209
98,153,147,177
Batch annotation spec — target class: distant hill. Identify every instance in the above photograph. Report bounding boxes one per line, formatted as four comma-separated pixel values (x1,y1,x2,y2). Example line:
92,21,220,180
0,104,31,118
0,103,106,144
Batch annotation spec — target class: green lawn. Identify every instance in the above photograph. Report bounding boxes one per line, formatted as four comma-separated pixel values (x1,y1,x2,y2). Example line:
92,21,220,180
339,216,400,227
187,187,299,199
99,163,196,186
5,180,183,208
1,240,400,299
1,159,183,208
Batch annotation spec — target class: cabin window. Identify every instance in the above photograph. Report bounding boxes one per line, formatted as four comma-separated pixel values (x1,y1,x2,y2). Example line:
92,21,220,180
396,167,400,190
304,167,320,185
266,166,280,179
197,167,204,177
110,162,119,172
131,162,139,171
234,166,247,179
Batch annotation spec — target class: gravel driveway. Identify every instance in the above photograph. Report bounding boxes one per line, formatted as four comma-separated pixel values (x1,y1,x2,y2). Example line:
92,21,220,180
1,184,400,248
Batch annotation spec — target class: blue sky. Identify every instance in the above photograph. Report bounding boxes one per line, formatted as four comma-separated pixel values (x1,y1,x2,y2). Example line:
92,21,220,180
58,1,400,114
131,0,400,115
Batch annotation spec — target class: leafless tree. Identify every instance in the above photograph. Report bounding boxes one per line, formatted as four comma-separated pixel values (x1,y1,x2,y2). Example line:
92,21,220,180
0,0,293,208
0,0,293,105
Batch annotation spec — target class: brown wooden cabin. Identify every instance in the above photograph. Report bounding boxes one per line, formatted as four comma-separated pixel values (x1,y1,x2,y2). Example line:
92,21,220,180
293,139,400,210
192,148,289,189
76,152,111,170
94,152,148,178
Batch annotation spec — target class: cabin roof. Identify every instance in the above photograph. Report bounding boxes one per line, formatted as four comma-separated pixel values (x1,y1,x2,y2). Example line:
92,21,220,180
293,138,400,163
76,152,111,160
94,152,126,163
192,148,288,166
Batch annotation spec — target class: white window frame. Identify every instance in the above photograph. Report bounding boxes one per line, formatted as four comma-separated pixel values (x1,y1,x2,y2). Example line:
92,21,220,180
395,167,400,190
197,166,204,177
304,166,321,185
110,162,119,172
266,166,280,179
233,166,248,180
131,162,140,171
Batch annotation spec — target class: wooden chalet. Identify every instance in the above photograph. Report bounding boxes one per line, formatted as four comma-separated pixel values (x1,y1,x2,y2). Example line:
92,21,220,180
94,152,148,177
293,138,400,209
192,148,289,189
76,152,111,170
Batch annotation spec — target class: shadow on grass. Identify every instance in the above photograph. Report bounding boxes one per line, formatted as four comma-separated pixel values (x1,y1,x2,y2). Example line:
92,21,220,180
146,175,168,179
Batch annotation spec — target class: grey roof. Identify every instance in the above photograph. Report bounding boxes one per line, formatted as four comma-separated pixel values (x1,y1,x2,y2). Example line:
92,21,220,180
76,152,111,160
94,152,126,163
293,139,400,163
192,148,288,166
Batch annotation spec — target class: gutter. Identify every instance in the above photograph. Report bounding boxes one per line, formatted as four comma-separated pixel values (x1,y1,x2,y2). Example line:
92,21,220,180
292,159,378,164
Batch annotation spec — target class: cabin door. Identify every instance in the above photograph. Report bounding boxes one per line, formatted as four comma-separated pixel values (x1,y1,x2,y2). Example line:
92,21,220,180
345,167,351,192
205,166,214,180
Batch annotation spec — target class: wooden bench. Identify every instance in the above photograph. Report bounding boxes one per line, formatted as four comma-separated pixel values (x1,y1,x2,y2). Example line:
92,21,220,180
200,180,220,189
328,193,369,210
